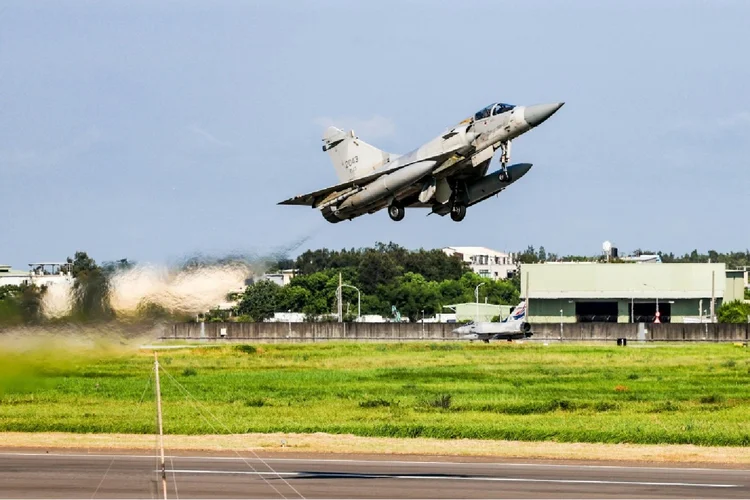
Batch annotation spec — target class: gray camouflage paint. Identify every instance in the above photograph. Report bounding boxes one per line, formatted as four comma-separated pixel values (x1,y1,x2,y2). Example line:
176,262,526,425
280,102,563,222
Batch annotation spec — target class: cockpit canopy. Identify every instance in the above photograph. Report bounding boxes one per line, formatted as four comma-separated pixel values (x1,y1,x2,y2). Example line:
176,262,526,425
474,102,515,121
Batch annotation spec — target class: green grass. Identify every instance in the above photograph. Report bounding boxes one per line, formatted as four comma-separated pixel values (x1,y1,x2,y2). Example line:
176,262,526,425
1,342,750,446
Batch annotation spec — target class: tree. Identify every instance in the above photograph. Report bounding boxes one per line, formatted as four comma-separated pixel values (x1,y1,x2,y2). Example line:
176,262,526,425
357,250,401,294
0,284,46,325
276,285,312,313
517,245,539,264
0,285,23,326
717,301,750,324
237,279,281,322
19,283,46,324
537,246,547,263
384,273,442,322
67,251,113,321
101,258,135,276
403,249,468,282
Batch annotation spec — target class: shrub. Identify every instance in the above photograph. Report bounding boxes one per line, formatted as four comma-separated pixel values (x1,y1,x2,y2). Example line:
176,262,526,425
717,300,750,324
234,344,257,355
699,394,724,404
594,401,619,412
359,399,393,408
429,394,452,409
245,398,265,407
181,367,197,377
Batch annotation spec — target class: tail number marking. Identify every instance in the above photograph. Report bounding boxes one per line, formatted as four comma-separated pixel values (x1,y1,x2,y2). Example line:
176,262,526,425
342,156,359,171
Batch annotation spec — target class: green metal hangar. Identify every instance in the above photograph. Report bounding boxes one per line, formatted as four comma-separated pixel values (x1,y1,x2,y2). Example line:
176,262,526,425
520,263,746,323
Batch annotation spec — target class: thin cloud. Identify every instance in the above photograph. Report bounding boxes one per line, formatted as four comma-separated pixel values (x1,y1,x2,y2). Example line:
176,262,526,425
668,111,750,134
188,123,232,147
313,115,396,140
0,127,102,170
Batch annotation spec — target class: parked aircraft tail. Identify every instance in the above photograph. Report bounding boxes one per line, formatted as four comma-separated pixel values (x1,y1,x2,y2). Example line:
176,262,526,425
322,126,395,182
504,300,527,324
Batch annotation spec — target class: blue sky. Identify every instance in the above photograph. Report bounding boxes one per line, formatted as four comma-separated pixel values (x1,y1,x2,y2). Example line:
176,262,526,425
2,0,749,268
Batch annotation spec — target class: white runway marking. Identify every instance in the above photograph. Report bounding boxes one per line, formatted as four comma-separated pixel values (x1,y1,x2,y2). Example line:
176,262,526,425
0,452,744,473
162,469,741,488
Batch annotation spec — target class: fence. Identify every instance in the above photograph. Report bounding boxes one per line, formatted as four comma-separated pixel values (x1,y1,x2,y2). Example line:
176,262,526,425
166,321,750,343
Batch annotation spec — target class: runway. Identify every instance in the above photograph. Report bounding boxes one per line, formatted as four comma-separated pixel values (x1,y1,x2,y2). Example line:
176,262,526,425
0,451,747,499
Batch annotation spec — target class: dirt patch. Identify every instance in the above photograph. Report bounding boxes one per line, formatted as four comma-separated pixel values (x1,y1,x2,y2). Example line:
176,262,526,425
2,432,749,466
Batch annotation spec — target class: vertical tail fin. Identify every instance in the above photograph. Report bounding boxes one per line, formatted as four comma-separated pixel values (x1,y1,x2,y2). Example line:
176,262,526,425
503,301,527,324
322,126,395,182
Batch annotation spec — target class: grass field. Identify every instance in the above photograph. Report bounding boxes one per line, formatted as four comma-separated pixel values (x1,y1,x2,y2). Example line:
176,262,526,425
1,341,749,447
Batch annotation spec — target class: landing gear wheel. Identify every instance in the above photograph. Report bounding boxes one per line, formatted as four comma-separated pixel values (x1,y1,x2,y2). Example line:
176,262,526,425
498,169,509,182
450,203,467,222
388,203,405,222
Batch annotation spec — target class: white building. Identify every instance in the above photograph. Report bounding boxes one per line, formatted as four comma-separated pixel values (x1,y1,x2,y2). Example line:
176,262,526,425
0,262,73,288
442,246,516,280
256,269,299,287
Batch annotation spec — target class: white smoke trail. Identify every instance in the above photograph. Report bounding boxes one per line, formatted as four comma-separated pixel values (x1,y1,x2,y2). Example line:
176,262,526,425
34,233,315,320
108,262,253,315
41,279,73,318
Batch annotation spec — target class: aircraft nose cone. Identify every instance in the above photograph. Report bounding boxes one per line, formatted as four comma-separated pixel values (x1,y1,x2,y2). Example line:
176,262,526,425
524,102,564,128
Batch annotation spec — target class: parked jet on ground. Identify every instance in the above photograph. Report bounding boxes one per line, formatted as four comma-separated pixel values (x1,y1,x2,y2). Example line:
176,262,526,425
279,101,563,222
453,301,532,342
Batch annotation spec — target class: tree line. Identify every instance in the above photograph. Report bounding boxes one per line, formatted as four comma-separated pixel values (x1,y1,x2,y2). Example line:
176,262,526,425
2,244,749,327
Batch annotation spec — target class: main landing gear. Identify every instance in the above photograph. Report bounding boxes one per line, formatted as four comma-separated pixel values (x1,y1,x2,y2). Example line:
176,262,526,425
498,140,512,182
450,203,466,222
388,203,405,221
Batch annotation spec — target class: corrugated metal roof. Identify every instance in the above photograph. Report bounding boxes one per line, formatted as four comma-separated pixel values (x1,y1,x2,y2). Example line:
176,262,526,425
520,263,727,299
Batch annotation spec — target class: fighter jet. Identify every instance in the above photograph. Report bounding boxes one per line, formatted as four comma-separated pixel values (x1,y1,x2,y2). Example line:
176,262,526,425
279,101,563,222
453,301,532,343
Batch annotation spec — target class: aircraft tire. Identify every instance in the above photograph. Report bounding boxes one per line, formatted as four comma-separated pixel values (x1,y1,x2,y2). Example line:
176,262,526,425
450,204,467,222
388,203,405,222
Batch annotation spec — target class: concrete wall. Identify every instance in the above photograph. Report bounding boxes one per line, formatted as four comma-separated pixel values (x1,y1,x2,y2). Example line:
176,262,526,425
167,322,749,343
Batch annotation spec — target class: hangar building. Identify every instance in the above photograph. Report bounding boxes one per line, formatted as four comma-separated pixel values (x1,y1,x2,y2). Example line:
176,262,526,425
520,263,745,323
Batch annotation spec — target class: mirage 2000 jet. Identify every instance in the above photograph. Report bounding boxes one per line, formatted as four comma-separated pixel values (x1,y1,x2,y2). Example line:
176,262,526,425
453,301,532,343
279,101,563,222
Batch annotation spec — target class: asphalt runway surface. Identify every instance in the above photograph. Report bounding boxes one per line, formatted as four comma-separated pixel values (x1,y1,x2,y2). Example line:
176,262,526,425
0,451,748,499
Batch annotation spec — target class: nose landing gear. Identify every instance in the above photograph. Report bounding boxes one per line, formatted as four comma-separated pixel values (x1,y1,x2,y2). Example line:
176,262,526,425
498,140,512,182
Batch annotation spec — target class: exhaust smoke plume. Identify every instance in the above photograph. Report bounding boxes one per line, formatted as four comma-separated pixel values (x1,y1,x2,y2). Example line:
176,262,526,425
41,280,74,318
108,261,252,315
34,233,317,320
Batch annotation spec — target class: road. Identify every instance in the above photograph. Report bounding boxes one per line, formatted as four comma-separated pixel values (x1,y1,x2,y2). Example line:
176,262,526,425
0,451,747,499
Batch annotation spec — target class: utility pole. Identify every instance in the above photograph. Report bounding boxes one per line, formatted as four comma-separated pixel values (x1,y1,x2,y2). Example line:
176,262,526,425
475,283,485,323
337,273,343,322
340,284,361,322
710,270,715,323
154,352,167,500
525,271,530,322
